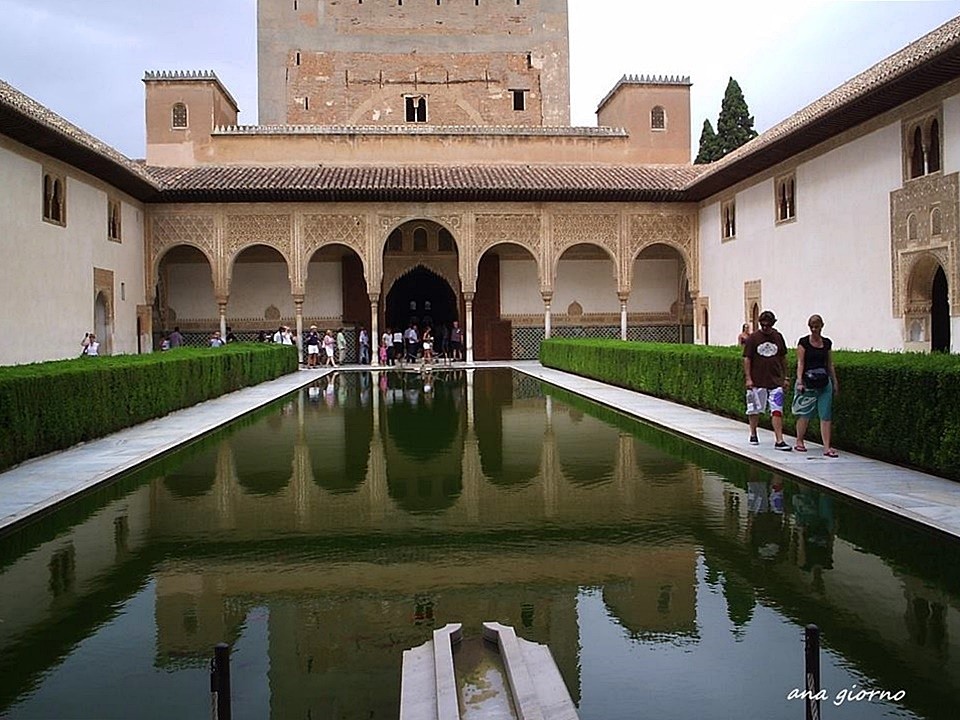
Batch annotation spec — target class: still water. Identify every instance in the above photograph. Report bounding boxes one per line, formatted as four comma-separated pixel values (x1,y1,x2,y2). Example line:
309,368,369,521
1,369,958,719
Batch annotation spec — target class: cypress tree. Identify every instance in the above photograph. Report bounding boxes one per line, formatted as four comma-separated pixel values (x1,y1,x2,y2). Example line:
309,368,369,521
716,77,758,156
695,119,722,164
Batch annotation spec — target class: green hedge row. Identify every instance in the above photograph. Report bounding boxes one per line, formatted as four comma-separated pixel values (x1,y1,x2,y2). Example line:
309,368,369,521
540,338,960,481
0,344,298,472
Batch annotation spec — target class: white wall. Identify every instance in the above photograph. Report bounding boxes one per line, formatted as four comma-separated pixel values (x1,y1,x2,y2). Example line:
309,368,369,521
628,257,679,313
554,259,619,313
500,258,542,314
699,120,909,350
0,142,145,365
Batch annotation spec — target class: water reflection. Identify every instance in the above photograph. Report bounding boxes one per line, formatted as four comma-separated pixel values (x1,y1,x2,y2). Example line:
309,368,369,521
0,369,958,720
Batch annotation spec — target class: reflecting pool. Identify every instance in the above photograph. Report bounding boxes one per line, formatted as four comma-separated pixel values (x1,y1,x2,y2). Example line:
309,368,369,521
1,369,959,720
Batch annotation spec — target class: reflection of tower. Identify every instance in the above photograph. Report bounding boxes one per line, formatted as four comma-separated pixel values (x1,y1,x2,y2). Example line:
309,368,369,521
365,431,389,524
614,432,637,507
540,428,559,518
215,440,238,529
461,426,482,524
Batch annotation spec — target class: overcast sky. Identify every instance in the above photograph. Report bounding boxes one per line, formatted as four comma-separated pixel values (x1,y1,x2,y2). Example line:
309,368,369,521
1,0,959,159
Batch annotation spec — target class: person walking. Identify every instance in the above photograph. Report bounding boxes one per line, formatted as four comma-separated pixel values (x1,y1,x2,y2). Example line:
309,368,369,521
792,314,840,457
450,320,463,361
305,325,321,368
358,326,371,364
168,326,184,348
393,327,404,366
382,327,393,365
743,310,791,451
336,327,347,364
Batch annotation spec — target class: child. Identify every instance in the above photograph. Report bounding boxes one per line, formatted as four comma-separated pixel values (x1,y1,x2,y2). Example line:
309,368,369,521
379,340,388,365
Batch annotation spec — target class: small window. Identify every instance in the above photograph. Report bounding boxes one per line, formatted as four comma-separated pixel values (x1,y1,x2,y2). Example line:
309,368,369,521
775,174,795,223
295,51,301,66
43,172,65,225
721,199,736,240
907,213,918,241
387,229,403,252
931,207,942,237
171,102,188,129
438,228,454,252
651,105,665,130
512,89,526,112
929,119,941,173
413,227,428,251
107,198,122,242
910,126,924,179
405,95,427,123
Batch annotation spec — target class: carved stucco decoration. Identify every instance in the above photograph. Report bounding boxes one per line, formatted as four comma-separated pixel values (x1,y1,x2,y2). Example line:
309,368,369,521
744,280,762,325
891,172,959,316
475,213,542,261
629,213,698,295
226,213,293,266
302,214,367,268
149,215,218,290
381,257,463,303
552,213,619,269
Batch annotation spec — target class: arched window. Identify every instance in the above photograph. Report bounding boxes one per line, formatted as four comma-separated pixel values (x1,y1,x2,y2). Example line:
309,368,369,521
721,199,736,239
910,126,924,179
907,213,918,241
172,102,188,129
405,96,427,123
776,174,795,222
413,227,428,251
108,199,122,241
931,207,942,237
43,172,65,224
387,228,403,252
928,119,941,173
651,105,665,130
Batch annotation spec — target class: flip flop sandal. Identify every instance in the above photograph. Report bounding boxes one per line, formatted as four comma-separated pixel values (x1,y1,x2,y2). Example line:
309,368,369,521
794,444,808,452
823,449,839,458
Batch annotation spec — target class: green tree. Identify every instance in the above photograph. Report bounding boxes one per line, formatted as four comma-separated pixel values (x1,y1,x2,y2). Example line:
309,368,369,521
695,119,722,164
716,77,758,156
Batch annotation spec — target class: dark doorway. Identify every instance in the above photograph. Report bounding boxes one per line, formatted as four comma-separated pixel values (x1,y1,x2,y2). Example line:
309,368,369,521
932,265,950,352
385,266,458,333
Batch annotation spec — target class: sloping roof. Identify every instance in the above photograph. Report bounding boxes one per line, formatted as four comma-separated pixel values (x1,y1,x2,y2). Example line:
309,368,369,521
0,79,159,200
685,13,960,200
3,13,960,205
148,164,703,203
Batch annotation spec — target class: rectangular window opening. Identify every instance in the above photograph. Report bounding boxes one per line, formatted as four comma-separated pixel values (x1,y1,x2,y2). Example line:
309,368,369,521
512,89,526,111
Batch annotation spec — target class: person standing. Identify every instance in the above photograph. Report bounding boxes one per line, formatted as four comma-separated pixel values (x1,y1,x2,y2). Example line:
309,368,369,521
336,327,347,364
322,329,337,367
358,326,371,364
737,323,751,346
422,326,434,363
305,325,321,368
382,327,393,365
168,326,184,348
392,327,404,366
792,314,840,457
450,320,463,361
743,310,791,450
85,333,100,356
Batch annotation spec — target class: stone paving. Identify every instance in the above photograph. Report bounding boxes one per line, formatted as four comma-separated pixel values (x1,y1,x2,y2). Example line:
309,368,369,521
2,362,959,541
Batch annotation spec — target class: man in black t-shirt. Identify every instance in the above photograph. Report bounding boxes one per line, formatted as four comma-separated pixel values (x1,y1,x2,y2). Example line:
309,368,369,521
743,310,791,450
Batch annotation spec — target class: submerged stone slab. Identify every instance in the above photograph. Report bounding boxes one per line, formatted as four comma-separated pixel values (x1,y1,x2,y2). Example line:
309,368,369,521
399,621,578,720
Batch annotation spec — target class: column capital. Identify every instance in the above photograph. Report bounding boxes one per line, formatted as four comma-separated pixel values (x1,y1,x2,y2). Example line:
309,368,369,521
541,291,553,303
368,293,381,304
293,294,305,306
617,291,630,304
216,296,229,307
462,291,475,303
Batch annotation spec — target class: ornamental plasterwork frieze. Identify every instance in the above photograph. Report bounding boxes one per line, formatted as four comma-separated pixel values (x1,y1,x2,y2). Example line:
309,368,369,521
150,215,217,266
890,172,959,316
629,213,697,292
226,214,293,266
474,213,542,259
301,213,366,262
553,214,619,261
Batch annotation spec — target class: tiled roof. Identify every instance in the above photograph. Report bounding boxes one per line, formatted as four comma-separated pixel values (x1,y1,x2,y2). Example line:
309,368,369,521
149,164,704,202
0,78,159,198
686,13,960,199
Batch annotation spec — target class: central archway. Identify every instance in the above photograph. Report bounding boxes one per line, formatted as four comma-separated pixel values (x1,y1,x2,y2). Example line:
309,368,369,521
385,266,458,334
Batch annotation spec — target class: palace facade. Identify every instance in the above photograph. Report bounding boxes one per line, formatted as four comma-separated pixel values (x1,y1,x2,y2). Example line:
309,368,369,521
1,0,959,365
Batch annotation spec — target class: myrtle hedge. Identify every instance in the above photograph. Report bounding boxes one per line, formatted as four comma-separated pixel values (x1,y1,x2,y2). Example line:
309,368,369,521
540,338,960,481
0,344,298,472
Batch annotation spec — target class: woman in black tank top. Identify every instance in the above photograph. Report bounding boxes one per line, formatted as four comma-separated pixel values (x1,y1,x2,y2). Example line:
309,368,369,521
794,314,840,456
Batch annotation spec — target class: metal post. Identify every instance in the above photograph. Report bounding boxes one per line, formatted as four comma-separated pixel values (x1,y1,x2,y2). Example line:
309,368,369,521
210,643,231,720
804,624,820,720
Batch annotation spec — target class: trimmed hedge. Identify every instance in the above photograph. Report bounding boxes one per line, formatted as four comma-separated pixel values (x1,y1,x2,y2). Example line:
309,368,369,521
540,338,960,481
0,344,298,472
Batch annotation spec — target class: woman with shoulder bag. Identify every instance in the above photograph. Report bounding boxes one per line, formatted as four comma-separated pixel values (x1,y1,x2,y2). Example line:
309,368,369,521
792,314,839,457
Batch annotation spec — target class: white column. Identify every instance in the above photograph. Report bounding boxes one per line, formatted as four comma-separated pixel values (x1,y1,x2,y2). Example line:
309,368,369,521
619,293,629,341
542,292,552,340
464,292,475,364
294,297,304,364
218,300,227,339
369,295,379,366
